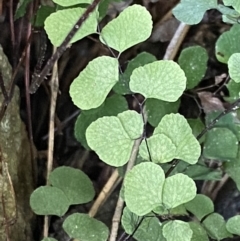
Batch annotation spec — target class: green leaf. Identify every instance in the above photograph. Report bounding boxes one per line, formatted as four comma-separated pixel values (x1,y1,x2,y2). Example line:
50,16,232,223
146,99,180,127
86,110,143,166
215,24,240,63
228,53,240,83
130,60,186,102
14,0,32,20
154,113,201,164
184,194,214,221
203,127,238,161
226,215,240,235
172,0,217,25
98,0,112,21
44,7,98,47
203,213,232,240
189,222,209,241
34,5,56,27
223,0,240,12
225,78,240,102
30,186,69,216
184,163,222,180
162,173,196,209
205,111,240,140
49,166,95,205
124,162,165,216
113,52,157,95
100,5,152,53
70,56,118,110
187,118,205,143
162,220,193,241
41,238,58,241
121,207,166,241
53,0,92,6
63,213,109,241
217,4,240,24
224,156,240,191
74,94,128,149
139,134,176,163
178,46,208,89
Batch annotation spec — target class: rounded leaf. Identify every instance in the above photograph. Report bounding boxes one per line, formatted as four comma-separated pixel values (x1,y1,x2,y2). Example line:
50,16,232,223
49,166,95,205
30,186,69,216
184,194,214,221
124,162,165,216
45,8,98,47
173,0,217,24
63,213,109,241
154,113,201,164
203,213,232,240
162,173,196,209
203,127,238,161
86,110,143,166
189,222,209,241
163,220,192,241
178,46,208,89
100,5,152,53
70,56,119,110
215,24,240,63
139,134,176,163
228,53,240,83
226,215,240,235
130,60,186,102
74,94,128,149
114,52,157,95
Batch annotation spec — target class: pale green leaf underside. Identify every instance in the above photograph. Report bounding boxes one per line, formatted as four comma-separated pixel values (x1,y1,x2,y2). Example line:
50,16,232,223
215,24,240,63
86,110,143,167
154,113,201,164
226,215,240,235
45,7,98,47
63,213,109,241
162,173,196,209
53,0,92,6
124,162,165,216
130,60,186,102
163,220,193,241
70,56,118,110
100,4,152,53
173,0,217,24
223,0,240,12
228,53,240,83
139,134,176,163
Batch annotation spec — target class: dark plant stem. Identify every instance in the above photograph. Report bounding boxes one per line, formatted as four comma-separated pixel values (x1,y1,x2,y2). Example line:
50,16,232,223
29,0,101,93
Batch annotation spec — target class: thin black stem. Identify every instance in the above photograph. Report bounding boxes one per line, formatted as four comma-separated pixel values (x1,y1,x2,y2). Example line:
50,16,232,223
123,217,145,241
29,0,101,93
